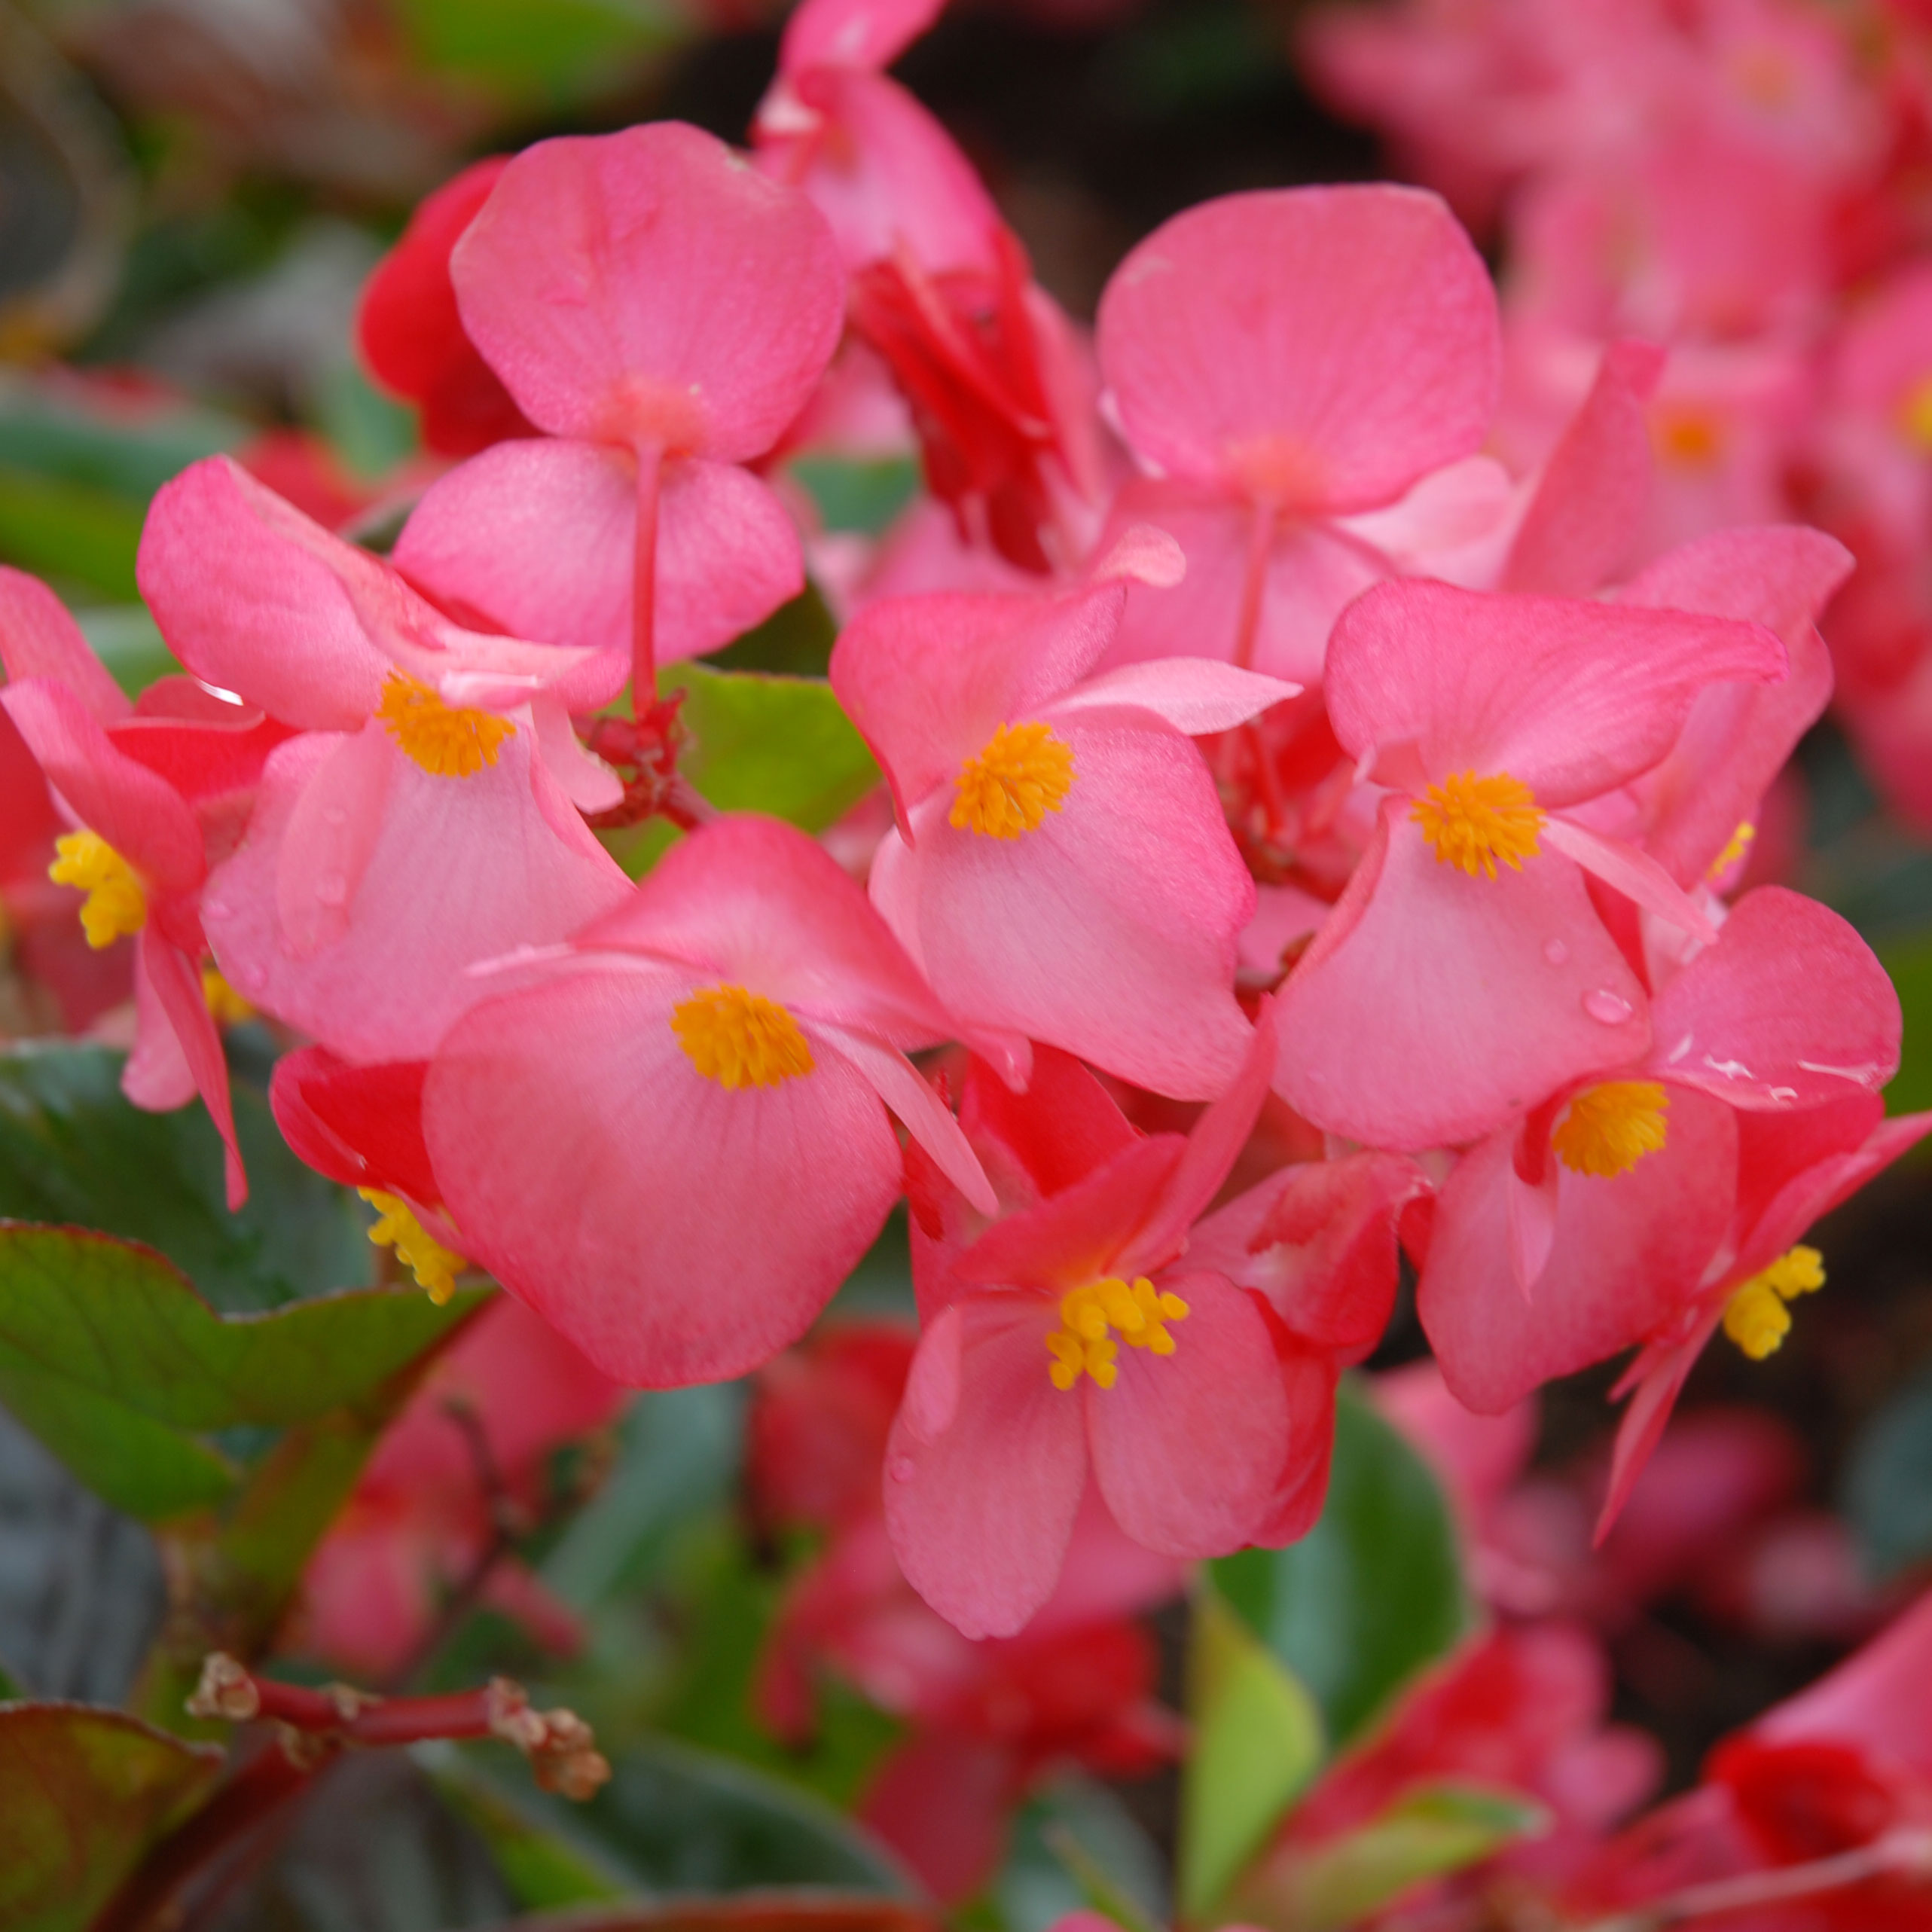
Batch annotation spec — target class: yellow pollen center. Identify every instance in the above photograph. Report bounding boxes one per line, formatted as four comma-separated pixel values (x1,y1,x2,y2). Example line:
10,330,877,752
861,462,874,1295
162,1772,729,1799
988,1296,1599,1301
671,984,814,1089
1412,771,1545,880
1708,819,1757,881
359,1189,467,1305
1552,1082,1671,1178
1900,375,1932,455
1723,1245,1824,1360
1046,1276,1190,1391
201,968,255,1026
951,721,1075,839
376,671,515,778
1652,407,1726,471
48,831,147,948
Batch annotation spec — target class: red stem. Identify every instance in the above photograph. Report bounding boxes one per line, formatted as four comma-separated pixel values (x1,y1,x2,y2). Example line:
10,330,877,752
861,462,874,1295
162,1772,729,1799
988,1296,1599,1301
632,439,664,699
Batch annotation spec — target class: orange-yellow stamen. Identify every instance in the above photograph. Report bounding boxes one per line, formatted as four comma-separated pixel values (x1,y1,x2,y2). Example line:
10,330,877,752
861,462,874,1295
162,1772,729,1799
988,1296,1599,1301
359,1189,466,1305
1412,771,1545,880
376,671,514,778
202,968,255,1026
1900,375,1932,455
951,721,1075,839
1552,1082,1671,1178
1046,1276,1189,1391
1708,819,1757,881
48,831,146,948
1723,1245,1824,1360
1652,407,1726,471
672,984,814,1089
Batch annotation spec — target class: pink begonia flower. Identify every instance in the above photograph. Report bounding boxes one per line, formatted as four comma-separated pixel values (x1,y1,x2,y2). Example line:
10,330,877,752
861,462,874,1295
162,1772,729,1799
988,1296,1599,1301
833,530,1295,1099
138,456,633,1064
749,1322,1181,1900
420,813,995,1389
1417,888,1932,1531
392,123,845,687
0,566,296,1204
1091,185,1502,685
752,0,1001,278
884,1006,1291,1639
300,1295,624,1680
1273,578,1787,1150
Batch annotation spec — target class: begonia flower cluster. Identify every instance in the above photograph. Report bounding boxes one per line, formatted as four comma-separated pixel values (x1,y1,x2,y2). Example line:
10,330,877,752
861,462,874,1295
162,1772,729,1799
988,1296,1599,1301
2,0,1926,1656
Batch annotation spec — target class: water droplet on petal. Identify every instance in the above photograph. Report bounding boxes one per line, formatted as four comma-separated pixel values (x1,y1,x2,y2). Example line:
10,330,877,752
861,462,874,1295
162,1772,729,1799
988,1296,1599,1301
1543,939,1570,966
889,1456,915,1484
316,873,348,907
1583,988,1634,1024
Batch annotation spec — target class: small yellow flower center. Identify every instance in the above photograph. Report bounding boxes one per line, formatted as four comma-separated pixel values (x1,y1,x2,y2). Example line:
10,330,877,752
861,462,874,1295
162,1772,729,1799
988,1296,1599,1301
1899,374,1932,455
48,831,147,949
1708,819,1757,881
1411,771,1545,880
951,721,1075,840
376,670,515,778
359,1189,467,1306
1046,1276,1190,1391
1552,1082,1671,1179
1723,1245,1825,1361
1652,407,1726,471
201,969,255,1026
671,984,814,1089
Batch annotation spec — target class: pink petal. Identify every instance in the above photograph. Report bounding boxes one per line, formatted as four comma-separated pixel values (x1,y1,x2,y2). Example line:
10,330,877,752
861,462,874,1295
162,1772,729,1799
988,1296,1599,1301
426,957,905,1386
780,0,945,75
273,725,393,959
1045,657,1297,734
1539,816,1718,942
1648,888,1900,1111
958,1044,1142,1204
1087,1268,1290,1557
1418,1091,1738,1415
270,1047,438,1204
0,566,130,721
1255,1342,1340,1546
1754,1591,1932,1768
1325,581,1789,808
139,929,246,1209
885,719,1254,1100
1096,185,1499,511
1274,801,1650,1151
1598,1321,1718,1544
860,1731,1013,1905
124,946,197,1112
452,123,845,462
530,695,622,813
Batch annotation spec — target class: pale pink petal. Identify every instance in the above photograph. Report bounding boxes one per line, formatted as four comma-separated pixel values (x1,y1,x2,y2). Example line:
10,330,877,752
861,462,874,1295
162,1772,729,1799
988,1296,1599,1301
426,957,905,1387
883,1294,1088,1638
124,945,197,1111
1326,582,1789,807
1540,816,1718,941
273,725,393,958
780,0,945,75
453,123,845,462
1647,889,1900,1111
1044,658,1297,734
1087,1269,1289,1556
1274,801,1650,1151
1598,1322,1718,1543
0,567,130,720
530,695,623,813
1096,185,1499,510
1755,1591,1932,1769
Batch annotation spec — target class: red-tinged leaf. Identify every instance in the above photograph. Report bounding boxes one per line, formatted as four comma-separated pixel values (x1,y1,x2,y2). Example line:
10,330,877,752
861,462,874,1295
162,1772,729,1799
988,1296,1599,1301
472,1900,942,1932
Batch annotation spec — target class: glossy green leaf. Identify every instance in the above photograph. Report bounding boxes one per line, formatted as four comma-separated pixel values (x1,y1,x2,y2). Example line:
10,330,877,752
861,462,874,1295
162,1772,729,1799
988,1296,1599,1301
0,1043,371,1313
0,1702,223,1932
1177,1585,1323,1924
1235,1783,1546,1932
1877,931,1932,1119
710,584,838,677
1210,1381,1470,1750
663,665,880,834
393,0,683,96
1843,1363,1932,1579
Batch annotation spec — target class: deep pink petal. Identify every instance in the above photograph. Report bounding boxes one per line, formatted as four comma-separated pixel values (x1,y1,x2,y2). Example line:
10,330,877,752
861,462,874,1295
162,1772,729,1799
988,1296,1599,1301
270,1048,438,1204
1096,185,1499,510
0,566,130,720
124,948,197,1112
1325,581,1788,807
452,123,845,462
1647,889,1900,1111
885,721,1256,1100
780,0,945,75
884,1294,1088,1638
1598,1320,1718,1545
139,930,246,1209
958,1044,1141,1204
1755,1592,1932,1769
860,1729,1012,1904
1274,801,1649,1151
1255,1342,1340,1546
426,957,904,1387
1087,1269,1290,1557
1418,1091,1738,1415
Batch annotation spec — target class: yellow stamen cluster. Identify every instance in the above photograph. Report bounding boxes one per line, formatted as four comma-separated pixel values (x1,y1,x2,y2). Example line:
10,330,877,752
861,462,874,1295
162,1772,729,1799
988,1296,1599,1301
1900,375,1932,455
376,671,515,778
1653,408,1726,471
202,969,255,1026
48,831,147,948
951,721,1075,839
1708,819,1757,881
671,984,814,1089
1723,1245,1825,1361
1046,1275,1189,1391
1412,771,1546,880
1552,1082,1671,1179
359,1189,467,1305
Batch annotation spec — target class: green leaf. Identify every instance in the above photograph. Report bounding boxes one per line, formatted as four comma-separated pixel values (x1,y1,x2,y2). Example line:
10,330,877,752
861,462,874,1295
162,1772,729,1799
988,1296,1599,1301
710,584,838,677
455,1735,916,1899
74,606,179,700
1210,1381,1470,1749
1843,1364,1932,1579
427,1747,629,1909
662,665,880,835
1000,1773,1169,1932
0,462,145,600
1876,931,1932,1119
786,457,921,538
393,0,683,96
0,1043,371,1312
0,1702,223,1932
1178,1585,1323,1924
460,1903,939,1932
0,379,239,503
